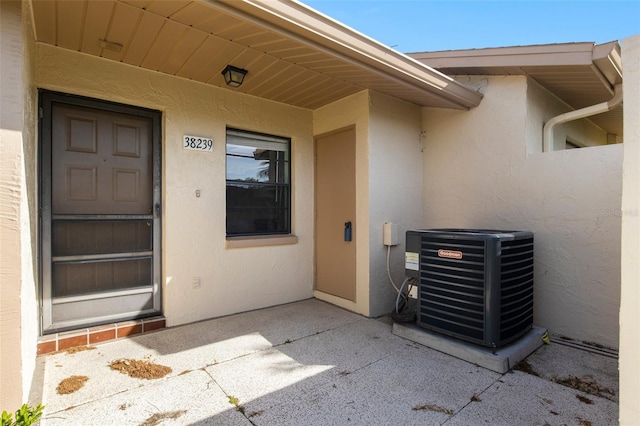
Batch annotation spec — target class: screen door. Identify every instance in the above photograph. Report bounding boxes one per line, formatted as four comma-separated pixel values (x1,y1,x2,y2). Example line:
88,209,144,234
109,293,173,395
40,92,161,333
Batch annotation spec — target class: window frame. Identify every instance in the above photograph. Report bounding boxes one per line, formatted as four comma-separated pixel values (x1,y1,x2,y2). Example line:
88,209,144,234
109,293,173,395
225,127,292,238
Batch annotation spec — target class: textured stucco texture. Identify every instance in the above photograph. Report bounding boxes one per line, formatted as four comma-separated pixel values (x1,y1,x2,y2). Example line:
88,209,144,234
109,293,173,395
422,75,622,349
620,33,640,425
37,43,315,327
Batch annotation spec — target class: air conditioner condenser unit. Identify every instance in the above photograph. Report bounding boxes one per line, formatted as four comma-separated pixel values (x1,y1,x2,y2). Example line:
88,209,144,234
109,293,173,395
405,229,534,348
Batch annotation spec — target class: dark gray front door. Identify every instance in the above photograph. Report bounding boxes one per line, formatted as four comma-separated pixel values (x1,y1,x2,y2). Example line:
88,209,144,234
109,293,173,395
40,92,161,333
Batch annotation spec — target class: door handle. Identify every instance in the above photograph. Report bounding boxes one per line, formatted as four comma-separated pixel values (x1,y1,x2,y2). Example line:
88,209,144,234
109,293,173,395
344,221,352,242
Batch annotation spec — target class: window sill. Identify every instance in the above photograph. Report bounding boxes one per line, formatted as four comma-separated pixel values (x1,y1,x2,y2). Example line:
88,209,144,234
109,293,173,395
225,234,298,249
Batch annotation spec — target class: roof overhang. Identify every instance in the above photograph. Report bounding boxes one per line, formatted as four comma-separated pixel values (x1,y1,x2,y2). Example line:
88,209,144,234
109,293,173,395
410,42,624,137
29,0,482,110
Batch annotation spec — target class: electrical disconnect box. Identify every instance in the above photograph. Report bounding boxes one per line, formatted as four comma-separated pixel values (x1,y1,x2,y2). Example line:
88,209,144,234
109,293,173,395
383,222,399,246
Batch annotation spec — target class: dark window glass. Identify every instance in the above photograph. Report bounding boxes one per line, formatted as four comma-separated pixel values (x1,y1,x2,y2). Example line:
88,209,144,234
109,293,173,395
226,129,290,236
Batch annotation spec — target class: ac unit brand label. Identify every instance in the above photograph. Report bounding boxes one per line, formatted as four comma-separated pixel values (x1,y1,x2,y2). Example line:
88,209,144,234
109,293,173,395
438,249,463,259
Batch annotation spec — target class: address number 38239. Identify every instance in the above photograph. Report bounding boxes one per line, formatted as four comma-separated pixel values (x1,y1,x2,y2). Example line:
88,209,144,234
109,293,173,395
183,135,213,152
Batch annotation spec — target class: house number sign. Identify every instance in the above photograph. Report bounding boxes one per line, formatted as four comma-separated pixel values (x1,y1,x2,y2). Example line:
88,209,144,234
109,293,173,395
183,135,213,152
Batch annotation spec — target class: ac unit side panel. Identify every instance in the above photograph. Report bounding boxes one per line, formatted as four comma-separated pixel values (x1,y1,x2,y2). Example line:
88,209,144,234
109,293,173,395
499,236,534,344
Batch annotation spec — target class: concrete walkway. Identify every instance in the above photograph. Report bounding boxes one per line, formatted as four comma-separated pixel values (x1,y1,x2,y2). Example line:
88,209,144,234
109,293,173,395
31,299,618,425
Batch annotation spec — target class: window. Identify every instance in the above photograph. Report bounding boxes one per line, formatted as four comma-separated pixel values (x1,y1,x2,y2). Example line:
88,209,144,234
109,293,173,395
226,128,291,237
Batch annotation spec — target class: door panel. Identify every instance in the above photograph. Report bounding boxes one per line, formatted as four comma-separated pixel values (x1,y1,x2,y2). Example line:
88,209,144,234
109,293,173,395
41,92,161,333
52,220,152,256
51,105,152,215
315,127,356,301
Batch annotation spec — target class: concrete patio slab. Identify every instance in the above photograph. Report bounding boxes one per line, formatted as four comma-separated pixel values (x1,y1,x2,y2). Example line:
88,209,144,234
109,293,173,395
32,299,618,425
445,369,618,426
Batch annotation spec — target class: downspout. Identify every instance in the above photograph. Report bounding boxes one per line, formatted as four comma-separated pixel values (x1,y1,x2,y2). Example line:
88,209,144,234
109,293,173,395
543,83,623,152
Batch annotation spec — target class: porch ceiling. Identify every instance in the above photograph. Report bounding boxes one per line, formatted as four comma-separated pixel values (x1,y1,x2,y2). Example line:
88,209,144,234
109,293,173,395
410,42,624,138
29,0,482,111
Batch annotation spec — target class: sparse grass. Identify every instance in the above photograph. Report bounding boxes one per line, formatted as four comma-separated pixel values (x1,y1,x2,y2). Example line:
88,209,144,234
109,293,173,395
227,395,245,415
470,393,481,402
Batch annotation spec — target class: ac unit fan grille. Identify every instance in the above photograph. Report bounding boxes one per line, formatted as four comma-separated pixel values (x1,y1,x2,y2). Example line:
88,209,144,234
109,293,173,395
418,237,487,344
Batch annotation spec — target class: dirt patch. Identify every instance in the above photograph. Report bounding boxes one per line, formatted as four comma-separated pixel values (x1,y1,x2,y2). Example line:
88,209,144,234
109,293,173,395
412,404,454,415
576,394,594,405
554,375,615,401
576,417,593,426
62,345,97,355
513,359,540,376
109,358,172,379
56,375,89,394
140,410,186,426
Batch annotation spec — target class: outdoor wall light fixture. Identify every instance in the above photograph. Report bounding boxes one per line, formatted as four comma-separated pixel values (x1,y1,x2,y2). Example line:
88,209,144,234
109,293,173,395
221,65,248,87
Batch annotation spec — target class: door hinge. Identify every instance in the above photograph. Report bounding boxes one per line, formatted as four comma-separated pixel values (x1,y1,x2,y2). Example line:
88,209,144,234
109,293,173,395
38,107,43,119
155,203,161,218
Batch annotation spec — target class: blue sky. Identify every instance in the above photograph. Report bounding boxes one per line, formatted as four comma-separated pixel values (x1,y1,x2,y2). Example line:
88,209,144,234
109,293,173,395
301,1,640,52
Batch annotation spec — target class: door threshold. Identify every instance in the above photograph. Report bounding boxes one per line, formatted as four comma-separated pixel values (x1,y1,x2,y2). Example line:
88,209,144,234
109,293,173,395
37,316,166,356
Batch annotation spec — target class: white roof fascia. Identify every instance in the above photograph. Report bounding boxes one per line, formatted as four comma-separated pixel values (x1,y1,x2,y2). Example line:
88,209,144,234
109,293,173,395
593,41,623,87
206,0,483,109
410,42,598,68
411,42,623,89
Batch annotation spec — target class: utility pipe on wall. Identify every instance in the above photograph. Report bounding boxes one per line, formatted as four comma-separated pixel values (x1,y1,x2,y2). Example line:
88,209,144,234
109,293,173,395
543,83,623,152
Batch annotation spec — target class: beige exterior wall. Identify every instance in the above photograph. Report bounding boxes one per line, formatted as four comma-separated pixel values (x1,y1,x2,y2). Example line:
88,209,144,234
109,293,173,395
312,90,423,317
37,43,315,327
422,75,622,348
368,92,423,316
313,91,371,316
0,0,38,409
526,78,611,153
620,34,640,425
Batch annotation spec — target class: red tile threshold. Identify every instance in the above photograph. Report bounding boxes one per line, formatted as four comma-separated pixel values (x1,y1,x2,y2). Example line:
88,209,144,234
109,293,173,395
37,317,166,356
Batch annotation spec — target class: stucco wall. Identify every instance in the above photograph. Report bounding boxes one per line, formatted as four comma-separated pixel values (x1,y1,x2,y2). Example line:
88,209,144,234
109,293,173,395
21,0,38,405
526,77,610,153
620,33,640,425
313,90,371,316
0,0,25,410
0,0,38,409
368,91,423,317
422,75,622,348
37,44,315,327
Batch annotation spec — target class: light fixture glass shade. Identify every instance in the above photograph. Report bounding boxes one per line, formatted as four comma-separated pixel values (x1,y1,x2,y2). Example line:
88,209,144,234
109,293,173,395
222,65,248,87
